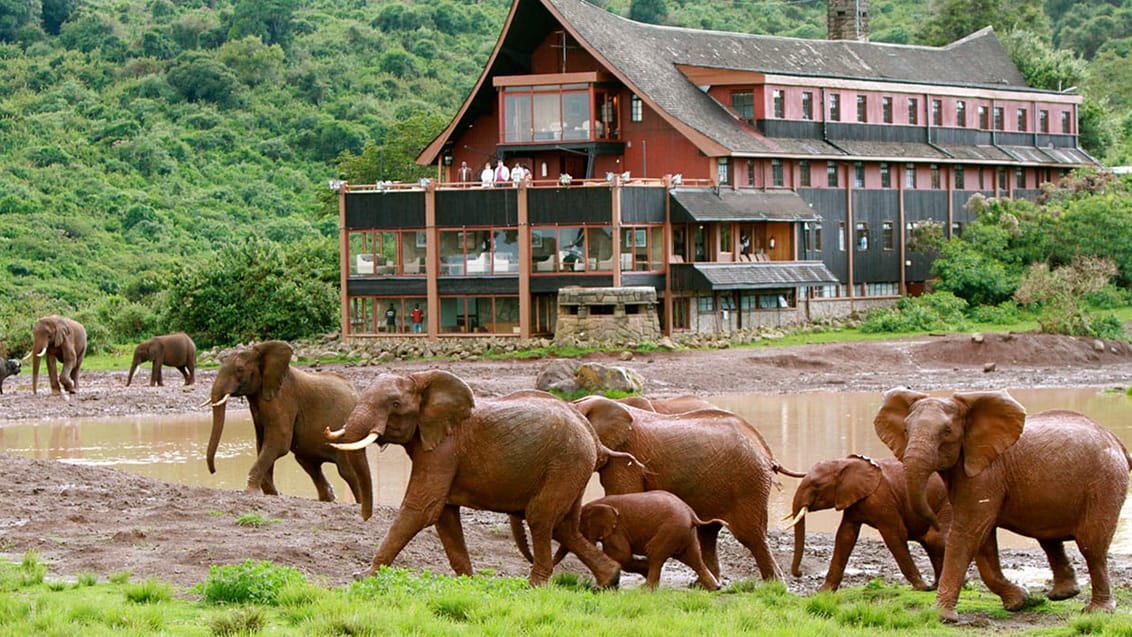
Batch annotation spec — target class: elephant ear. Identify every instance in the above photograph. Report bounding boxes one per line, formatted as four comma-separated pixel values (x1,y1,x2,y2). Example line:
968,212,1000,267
52,320,69,348
574,396,633,450
834,456,882,510
873,387,928,459
409,370,474,451
256,341,294,401
583,503,620,541
954,390,1026,477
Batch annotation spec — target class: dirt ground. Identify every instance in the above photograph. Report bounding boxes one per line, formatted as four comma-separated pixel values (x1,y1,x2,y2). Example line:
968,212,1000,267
4,331,1132,625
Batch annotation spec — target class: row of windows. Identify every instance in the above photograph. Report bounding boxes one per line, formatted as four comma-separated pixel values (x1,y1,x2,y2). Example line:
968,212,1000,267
735,89,1072,134
745,159,1038,190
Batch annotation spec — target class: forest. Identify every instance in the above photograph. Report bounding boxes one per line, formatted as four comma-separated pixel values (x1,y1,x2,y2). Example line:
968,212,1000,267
0,0,1130,352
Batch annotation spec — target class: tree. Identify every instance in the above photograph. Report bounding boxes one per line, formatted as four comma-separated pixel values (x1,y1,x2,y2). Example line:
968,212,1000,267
0,0,41,42
217,35,285,87
630,0,668,24
918,0,1049,46
166,51,246,108
228,0,298,48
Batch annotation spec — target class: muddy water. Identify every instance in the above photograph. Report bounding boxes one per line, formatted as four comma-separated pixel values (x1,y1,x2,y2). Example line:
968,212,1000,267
2,387,1131,555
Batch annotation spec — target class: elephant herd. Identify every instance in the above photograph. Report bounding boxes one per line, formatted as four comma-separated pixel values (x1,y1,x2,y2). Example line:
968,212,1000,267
14,325,1131,623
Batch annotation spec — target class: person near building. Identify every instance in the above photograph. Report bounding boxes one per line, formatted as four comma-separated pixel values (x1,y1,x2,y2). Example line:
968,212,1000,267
384,303,397,333
410,304,424,334
457,161,474,183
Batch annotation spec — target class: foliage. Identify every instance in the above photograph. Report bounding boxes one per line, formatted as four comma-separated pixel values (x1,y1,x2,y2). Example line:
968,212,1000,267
630,0,668,24
1013,256,1127,338
123,578,173,604
198,560,307,606
858,292,969,333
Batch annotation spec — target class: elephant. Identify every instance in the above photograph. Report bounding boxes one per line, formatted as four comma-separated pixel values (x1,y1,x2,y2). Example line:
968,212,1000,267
29,315,87,395
205,340,373,520
127,332,197,387
573,395,802,582
874,387,1132,622
617,395,716,414
554,490,724,591
0,358,20,393
326,371,623,588
788,454,950,592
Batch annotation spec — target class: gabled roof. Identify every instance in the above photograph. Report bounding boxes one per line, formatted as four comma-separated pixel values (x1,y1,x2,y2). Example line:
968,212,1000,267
420,0,1051,164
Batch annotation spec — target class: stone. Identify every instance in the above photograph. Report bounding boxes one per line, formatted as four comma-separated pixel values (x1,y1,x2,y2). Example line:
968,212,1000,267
983,362,997,373
535,359,583,393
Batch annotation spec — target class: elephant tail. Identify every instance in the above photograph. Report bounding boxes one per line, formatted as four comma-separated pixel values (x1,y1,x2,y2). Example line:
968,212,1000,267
510,514,534,563
772,461,806,479
595,446,647,474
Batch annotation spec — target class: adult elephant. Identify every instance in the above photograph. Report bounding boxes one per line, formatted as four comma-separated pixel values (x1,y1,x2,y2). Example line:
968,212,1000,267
29,315,87,395
788,454,950,592
126,332,197,387
327,372,622,588
206,340,373,520
617,394,715,414
874,387,1131,622
574,395,801,582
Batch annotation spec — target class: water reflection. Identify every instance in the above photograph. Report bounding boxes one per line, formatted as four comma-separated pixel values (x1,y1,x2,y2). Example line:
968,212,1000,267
2,387,1129,554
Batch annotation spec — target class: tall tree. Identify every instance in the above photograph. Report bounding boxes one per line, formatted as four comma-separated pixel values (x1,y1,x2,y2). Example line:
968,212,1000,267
629,0,668,25
918,0,1049,46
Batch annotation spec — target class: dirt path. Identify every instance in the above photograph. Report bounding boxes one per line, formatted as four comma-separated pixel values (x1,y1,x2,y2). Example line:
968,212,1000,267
3,332,1132,626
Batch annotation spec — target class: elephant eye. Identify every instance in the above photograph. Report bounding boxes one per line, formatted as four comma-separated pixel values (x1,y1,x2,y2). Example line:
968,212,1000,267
391,400,401,409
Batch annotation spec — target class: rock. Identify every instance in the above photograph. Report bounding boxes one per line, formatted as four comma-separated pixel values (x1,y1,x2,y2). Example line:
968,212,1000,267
535,360,582,393
983,362,997,373
619,351,634,361
971,333,984,344
574,363,646,394
1094,339,1105,352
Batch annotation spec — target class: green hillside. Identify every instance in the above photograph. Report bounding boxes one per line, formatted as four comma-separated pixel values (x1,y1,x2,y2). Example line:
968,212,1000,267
0,0,1129,352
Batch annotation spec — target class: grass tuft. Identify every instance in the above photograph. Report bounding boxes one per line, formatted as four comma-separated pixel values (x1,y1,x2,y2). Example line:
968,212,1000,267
124,578,173,604
208,606,265,636
198,560,307,606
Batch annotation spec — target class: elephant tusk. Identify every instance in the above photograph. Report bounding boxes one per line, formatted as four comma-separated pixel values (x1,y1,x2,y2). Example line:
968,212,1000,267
325,426,347,441
330,432,378,451
784,506,808,528
35,347,46,358
20,350,33,361
201,393,231,408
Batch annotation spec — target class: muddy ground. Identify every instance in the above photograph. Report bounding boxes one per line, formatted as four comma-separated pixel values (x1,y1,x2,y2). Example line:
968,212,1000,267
3,331,1132,627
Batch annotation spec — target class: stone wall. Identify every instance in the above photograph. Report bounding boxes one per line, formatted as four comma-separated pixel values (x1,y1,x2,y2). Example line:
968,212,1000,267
553,286,661,345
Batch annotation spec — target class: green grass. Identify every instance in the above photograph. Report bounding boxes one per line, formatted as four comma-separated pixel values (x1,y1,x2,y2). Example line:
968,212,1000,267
4,555,1132,636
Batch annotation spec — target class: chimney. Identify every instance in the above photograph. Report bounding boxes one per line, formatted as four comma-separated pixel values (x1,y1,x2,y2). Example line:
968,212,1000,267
828,0,869,42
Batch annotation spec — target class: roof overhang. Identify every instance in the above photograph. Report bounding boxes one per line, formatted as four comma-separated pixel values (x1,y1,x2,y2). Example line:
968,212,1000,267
670,188,818,223
671,261,839,292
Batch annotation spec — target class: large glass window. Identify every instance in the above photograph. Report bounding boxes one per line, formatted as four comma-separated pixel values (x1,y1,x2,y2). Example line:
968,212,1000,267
350,296,427,335
502,84,590,143
438,228,519,276
620,226,664,271
630,94,642,122
531,225,612,273
350,230,422,277
438,296,519,334
717,158,730,186
731,91,754,123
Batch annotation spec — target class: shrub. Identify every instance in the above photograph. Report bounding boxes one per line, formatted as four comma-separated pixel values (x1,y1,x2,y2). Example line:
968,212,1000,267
859,292,969,333
198,560,306,606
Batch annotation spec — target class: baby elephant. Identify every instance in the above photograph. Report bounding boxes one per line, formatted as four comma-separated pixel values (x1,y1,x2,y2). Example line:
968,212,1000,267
126,332,197,387
788,454,950,592
0,358,20,393
555,491,723,590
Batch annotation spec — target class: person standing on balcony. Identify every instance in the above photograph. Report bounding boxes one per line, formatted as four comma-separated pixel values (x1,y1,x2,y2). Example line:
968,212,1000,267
457,161,474,183
480,161,493,188
494,159,510,185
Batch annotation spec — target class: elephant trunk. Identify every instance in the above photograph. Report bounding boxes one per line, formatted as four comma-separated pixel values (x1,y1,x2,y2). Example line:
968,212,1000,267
903,454,941,532
207,401,226,474
126,356,141,387
344,448,373,521
31,348,42,394
789,505,809,577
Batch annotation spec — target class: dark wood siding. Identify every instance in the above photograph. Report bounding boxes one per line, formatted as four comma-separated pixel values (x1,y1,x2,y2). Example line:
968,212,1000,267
852,190,902,283
799,188,848,282
345,191,425,229
436,189,520,227
437,278,520,295
621,187,667,223
528,187,613,224
347,279,428,296
530,275,614,293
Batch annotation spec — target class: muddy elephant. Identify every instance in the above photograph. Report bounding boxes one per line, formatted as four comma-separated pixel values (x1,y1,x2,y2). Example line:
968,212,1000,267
554,490,723,590
127,332,197,387
788,454,950,592
574,395,801,582
29,315,87,395
617,395,715,414
874,387,1132,622
327,372,622,587
206,340,373,520
0,358,19,393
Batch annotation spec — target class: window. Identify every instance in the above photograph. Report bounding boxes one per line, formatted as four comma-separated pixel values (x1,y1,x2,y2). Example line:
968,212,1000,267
814,224,823,251
827,161,838,187
930,164,941,189
978,167,985,190
803,222,823,253
630,94,642,122
773,89,784,118
880,163,891,188
1039,110,1049,133
838,221,846,251
620,226,664,271
951,222,964,237
1017,108,1027,132
855,222,869,251
993,106,1004,130
731,91,754,123
882,96,892,123
501,84,590,143
717,157,730,185
747,160,755,187
854,162,864,188
955,165,965,189
350,229,427,277
799,160,811,187
829,93,841,121
907,97,918,124
856,95,867,122
1015,167,1025,189
882,221,894,250
530,225,612,273
932,99,942,126
997,166,1007,190
771,159,784,187
1061,111,1071,133
697,296,716,312
904,164,916,188
978,105,989,129
802,91,813,120
956,101,966,127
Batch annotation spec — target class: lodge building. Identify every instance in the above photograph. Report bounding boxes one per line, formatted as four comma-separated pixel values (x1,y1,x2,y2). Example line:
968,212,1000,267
337,0,1093,339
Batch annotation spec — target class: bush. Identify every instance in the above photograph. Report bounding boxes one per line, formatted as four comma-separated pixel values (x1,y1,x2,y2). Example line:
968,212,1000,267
859,292,969,334
198,560,306,606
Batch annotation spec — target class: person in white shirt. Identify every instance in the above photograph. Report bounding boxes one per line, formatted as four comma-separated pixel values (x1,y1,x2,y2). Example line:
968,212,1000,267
480,161,493,187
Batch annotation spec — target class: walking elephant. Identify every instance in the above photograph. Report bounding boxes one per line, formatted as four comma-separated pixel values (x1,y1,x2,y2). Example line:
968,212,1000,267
29,315,87,395
788,454,950,592
874,387,1132,622
554,490,724,591
127,332,197,387
327,371,622,588
573,395,801,582
206,340,373,520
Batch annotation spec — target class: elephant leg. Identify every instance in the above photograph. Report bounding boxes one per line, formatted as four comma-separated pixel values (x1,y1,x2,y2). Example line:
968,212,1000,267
247,426,289,495
294,455,335,502
643,558,664,590
550,505,621,589
260,463,279,496
153,361,163,386
877,525,931,591
974,533,1029,612
1039,539,1080,601
697,522,722,579
677,540,720,591
363,496,446,578
177,366,192,385
1076,535,1116,613
920,528,948,586
436,505,473,576
821,519,863,592
729,517,783,581
47,357,62,394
